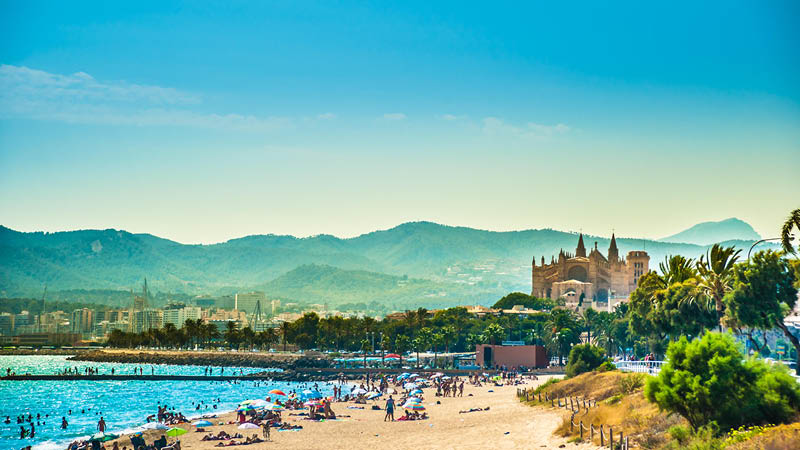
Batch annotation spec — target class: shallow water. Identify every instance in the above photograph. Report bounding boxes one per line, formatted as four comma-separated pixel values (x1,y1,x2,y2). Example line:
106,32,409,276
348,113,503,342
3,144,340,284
0,355,335,450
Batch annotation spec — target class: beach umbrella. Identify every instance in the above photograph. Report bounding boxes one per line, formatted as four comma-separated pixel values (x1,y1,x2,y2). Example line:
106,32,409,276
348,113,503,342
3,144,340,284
91,432,118,442
441,376,451,380
366,392,381,399
141,422,169,430
409,374,419,378
385,354,401,359
410,389,424,395
166,427,188,437
238,423,260,430
269,389,287,396
304,400,324,407
403,382,417,390
405,397,422,404
263,403,284,411
237,405,256,412
353,388,368,395
405,403,425,411
192,420,213,427
241,399,268,407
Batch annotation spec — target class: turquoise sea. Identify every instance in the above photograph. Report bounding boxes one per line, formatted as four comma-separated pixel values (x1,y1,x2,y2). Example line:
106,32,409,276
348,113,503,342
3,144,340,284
0,355,336,450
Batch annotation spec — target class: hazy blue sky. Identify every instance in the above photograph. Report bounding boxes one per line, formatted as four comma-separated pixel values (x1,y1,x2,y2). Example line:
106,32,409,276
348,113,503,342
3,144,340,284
1,1,798,244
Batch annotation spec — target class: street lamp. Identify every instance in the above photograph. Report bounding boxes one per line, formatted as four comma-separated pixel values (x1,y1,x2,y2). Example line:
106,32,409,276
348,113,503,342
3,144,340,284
748,237,782,260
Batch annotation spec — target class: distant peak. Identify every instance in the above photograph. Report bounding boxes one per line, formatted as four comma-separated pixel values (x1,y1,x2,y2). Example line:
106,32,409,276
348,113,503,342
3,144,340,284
659,217,761,246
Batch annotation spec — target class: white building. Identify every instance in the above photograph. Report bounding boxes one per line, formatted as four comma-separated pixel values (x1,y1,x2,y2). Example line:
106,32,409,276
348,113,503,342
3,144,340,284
162,306,202,328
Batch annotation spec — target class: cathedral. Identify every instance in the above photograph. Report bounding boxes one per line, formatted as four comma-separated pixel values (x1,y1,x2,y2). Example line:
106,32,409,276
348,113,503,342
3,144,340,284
531,234,649,308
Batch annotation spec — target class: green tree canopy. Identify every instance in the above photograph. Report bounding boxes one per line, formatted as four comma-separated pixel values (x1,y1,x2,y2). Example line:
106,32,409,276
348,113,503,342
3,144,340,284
645,332,800,432
492,292,555,310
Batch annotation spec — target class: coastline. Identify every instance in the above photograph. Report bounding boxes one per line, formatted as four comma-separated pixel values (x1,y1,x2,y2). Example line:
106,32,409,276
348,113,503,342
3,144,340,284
100,376,597,450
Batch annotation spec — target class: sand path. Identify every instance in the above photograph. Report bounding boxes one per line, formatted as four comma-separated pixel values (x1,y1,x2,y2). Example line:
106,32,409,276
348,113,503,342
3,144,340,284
116,376,596,450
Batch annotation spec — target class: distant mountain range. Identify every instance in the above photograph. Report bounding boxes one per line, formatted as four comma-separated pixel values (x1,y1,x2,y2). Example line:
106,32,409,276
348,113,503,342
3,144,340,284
658,218,761,246
0,220,775,309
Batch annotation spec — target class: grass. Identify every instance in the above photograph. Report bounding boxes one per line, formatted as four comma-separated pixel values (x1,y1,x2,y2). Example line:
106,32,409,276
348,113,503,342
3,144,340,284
521,371,682,449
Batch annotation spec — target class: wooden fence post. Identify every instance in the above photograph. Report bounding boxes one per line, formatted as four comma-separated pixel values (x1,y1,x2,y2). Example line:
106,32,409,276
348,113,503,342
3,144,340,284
579,421,583,440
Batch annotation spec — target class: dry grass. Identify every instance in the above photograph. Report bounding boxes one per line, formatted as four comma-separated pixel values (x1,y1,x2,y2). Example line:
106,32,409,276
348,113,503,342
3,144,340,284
521,371,685,449
726,422,800,450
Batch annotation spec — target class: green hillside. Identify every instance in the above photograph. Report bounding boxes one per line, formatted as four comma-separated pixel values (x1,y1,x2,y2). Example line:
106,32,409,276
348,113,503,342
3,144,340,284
0,221,777,308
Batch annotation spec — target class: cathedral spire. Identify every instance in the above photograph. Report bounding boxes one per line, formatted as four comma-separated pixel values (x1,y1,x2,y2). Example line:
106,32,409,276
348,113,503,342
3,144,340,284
576,233,586,257
608,233,619,262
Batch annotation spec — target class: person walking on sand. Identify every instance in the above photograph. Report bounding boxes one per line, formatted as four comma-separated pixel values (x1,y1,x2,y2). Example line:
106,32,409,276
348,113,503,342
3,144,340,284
261,421,270,441
384,395,395,421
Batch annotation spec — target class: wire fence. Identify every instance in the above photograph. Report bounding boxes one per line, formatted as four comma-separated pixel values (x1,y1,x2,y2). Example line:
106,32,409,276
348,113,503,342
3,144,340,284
517,388,629,450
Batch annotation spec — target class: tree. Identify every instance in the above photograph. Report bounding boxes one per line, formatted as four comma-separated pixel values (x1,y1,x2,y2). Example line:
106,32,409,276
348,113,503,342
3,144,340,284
280,321,291,352
379,334,392,365
431,332,444,368
360,339,371,368
440,325,456,353
482,323,505,345
695,244,741,328
724,250,800,372
394,334,410,365
492,292,555,310
545,309,580,365
224,321,240,349
645,332,800,432
581,308,600,344
781,208,800,254
659,254,697,286
564,344,607,378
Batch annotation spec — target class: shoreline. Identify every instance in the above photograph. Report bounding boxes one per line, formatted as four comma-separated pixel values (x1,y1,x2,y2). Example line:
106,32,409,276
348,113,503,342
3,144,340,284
97,376,596,450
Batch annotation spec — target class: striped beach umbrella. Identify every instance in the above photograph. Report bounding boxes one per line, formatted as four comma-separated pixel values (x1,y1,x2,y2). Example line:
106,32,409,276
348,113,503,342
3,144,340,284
269,389,287,396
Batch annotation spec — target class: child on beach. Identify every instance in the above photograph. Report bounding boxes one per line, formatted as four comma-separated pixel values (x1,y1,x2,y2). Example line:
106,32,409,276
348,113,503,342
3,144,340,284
261,422,270,441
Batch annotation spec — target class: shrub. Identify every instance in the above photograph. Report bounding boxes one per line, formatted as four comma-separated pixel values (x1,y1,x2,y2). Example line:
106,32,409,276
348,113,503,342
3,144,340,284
565,344,607,378
532,377,560,394
645,332,800,433
617,373,646,394
597,360,617,372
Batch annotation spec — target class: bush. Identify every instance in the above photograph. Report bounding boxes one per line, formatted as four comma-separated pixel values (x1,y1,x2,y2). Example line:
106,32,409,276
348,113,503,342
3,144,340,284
565,344,607,378
532,377,560,394
597,360,617,372
645,332,800,433
617,373,646,394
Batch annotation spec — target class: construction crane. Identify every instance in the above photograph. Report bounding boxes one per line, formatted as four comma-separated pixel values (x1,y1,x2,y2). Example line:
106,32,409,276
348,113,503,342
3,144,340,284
37,286,47,332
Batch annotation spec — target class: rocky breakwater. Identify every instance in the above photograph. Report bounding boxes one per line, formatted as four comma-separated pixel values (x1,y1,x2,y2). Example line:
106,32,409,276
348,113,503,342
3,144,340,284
68,350,332,372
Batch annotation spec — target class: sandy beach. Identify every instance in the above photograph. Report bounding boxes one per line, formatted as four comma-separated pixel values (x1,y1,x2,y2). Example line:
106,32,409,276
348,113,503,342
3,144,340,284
108,376,596,450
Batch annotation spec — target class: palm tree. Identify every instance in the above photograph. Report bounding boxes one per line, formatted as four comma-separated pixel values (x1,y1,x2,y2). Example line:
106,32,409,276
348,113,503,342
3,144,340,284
395,335,410,365
580,308,599,344
380,334,392,366
183,319,200,348
280,321,291,352
440,325,456,353
224,321,239,349
695,243,741,328
658,255,697,286
781,208,800,254
360,339,371,368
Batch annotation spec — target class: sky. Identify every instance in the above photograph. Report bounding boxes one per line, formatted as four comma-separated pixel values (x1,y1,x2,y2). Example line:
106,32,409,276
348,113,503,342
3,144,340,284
1,1,798,244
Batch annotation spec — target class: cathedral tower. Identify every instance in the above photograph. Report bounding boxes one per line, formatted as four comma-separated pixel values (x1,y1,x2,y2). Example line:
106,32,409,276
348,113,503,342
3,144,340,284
576,233,586,258
608,233,619,263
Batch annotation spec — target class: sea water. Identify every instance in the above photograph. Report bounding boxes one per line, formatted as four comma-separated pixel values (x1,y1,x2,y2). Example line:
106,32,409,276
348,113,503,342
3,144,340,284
0,356,336,450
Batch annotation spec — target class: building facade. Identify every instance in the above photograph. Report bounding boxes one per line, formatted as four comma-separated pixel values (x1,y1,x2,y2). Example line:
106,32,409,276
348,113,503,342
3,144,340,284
531,234,649,308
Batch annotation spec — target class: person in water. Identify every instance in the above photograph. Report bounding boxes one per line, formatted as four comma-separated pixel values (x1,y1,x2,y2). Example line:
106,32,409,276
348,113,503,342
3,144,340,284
97,417,106,433
61,417,68,429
